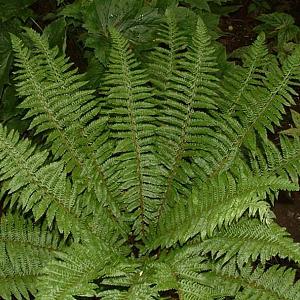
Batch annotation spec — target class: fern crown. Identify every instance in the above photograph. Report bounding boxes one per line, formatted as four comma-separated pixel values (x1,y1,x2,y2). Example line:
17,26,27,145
1,11,300,299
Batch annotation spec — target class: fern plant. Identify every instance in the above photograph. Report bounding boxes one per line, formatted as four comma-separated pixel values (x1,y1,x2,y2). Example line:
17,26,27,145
1,9,300,299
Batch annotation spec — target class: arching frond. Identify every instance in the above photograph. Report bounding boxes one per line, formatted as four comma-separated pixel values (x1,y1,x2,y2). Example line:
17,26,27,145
0,125,115,239
202,262,300,300
148,173,297,249
198,46,300,185
235,264,300,300
10,31,128,239
37,236,121,300
251,135,300,183
148,9,187,93
167,249,300,300
197,217,300,267
0,214,63,300
238,46,300,142
218,33,268,114
150,17,221,236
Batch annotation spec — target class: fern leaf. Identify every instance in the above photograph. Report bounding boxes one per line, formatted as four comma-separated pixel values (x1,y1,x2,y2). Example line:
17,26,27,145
195,260,300,300
165,249,237,299
252,135,300,184
206,261,300,300
200,46,300,184
169,251,300,300
151,17,220,235
103,27,159,239
10,31,128,238
0,214,62,300
148,9,187,92
235,265,300,300
148,173,297,249
0,125,98,237
37,237,121,300
198,218,300,267
219,33,268,114
240,47,300,140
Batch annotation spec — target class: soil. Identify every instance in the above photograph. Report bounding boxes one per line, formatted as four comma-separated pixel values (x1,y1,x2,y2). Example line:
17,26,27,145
274,192,300,241
218,0,258,53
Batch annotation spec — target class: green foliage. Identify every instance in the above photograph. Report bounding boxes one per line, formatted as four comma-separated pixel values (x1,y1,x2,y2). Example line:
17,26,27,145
0,0,37,22
0,0,39,133
197,218,300,266
0,214,63,299
61,0,161,66
1,11,300,300
59,0,233,88
248,0,271,14
255,12,300,58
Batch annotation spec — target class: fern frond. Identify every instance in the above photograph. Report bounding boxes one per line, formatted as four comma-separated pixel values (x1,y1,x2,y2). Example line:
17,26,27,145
148,173,297,249
198,218,300,267
235,264,300,300
0,125,103,237
219,33,268,114
102,27,159,239
150,17,221,235
37,237,122,300
0,214,62,300
148,9,187,92
199,46,300,184
10,31,128,238
191,112,245,183
205,262,300,300
165,249,236,299
168,249,300,300
251,135,300,183
240,47,300,140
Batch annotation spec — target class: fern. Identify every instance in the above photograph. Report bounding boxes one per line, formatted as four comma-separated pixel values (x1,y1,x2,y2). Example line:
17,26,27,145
37,236,124,300
197,217,300,267
148,15,220,236
101,27,160,239
10,29,128,239
148,172,297,249
0,214,62,299
1,12,300,300
219,32,269,114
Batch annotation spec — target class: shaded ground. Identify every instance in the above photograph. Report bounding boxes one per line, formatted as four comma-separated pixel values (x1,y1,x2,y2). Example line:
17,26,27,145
218,0,258,53
274,192,300,241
